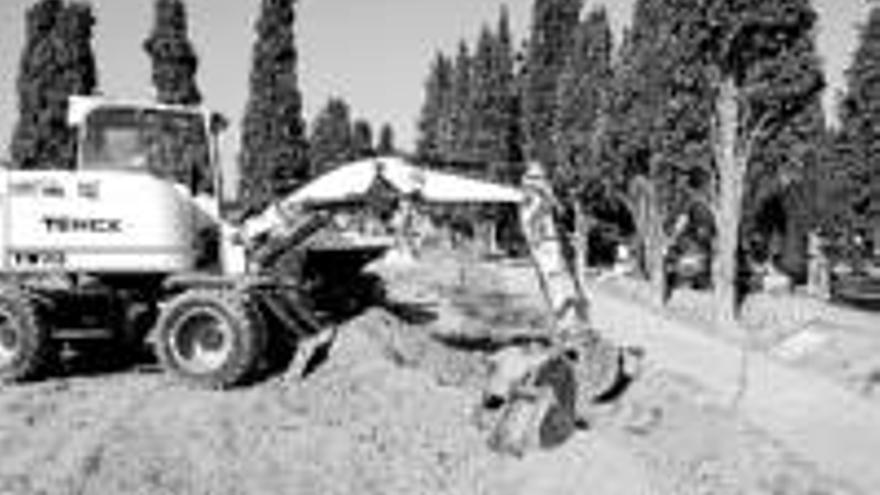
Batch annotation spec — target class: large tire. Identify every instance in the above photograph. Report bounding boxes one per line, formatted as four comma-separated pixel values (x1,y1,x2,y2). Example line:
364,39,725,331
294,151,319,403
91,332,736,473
0,285,51,383
155,289,265,389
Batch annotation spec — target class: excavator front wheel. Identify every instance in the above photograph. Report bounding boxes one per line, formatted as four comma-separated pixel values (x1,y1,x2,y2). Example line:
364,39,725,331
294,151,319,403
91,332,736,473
155,289,265,389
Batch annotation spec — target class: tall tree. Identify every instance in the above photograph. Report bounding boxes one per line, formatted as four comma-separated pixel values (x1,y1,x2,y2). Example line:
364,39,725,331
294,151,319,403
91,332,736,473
833,6,880,257
10,0,97,170
522,0,582,175
694,0,825,324
495,6,525,169
143,0,207,190
377,123,396,155
351,118,375,160
308,97,353,176
239,0,309,212
415,6,520,169
552,7,614,290
144,0,201,105
449,40,474,161
744,97,826,278
469,23,519,252
604,0,694,300
553,7,613,190
465,9,521,172
10,0,66,168
470,18,521,169
416,52,454,161
470,25,503,165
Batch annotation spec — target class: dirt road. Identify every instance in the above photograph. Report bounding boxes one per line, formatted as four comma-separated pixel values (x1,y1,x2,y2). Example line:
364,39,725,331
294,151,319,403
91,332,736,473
0,251,862,494
589,282,880,494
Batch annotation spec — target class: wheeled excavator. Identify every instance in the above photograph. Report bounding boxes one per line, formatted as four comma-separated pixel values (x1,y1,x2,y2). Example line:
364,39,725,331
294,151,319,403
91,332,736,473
0,96,388,387
0,95,637,426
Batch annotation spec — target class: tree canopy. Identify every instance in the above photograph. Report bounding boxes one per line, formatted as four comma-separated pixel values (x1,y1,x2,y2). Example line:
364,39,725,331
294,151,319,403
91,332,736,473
377,123,396,156
410,0,832,314
553,7,613,197
351,118,375,160
309,97,353,176
238,0,309,212
693,0,825,321
831,6,880,252
144,0,201,105
416,52,454,161
521,0,582,176
10,0,97,170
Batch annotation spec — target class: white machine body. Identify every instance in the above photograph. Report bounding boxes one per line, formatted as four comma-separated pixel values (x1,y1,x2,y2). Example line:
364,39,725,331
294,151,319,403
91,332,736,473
0,96,232,276
0,169,216,274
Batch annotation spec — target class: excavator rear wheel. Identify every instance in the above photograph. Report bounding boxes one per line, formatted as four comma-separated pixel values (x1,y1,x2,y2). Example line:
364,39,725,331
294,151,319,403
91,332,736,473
155,289,265,389
0,285,52,383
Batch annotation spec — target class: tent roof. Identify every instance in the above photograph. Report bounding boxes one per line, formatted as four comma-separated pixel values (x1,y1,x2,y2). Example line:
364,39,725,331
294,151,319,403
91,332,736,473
286,156,524,206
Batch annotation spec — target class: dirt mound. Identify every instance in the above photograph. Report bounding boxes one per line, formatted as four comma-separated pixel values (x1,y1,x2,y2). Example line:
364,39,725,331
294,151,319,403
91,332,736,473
8,311,491,495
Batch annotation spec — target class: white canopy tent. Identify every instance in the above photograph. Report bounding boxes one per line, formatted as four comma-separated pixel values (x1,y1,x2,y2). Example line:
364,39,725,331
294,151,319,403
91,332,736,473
242,156,524,240
286,156,524,205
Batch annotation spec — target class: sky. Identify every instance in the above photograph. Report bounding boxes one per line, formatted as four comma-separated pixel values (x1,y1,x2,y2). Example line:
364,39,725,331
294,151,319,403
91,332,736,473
0,0,872,193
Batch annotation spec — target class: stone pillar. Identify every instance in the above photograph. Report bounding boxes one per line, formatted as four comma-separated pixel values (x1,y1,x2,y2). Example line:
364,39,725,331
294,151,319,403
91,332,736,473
806,231,830,300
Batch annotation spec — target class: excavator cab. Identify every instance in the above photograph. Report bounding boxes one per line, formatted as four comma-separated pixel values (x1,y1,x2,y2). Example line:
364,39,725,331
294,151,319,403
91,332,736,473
72,97,222,196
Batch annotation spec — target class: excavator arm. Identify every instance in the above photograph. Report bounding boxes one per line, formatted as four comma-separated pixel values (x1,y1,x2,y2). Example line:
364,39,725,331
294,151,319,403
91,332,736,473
234,157,589,335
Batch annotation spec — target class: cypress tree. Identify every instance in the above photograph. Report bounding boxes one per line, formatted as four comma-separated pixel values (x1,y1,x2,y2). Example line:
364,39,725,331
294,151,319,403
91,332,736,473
553,7,613,187
144,0,201,105
608,0,824,314
469,25,501,165
602,0,677,289
496,6,514,92
695,0,825,324
416,52,454,161
308,97,353,176
495,6,522,168
834,6,880,255
449,41,474,161
143,0,208,190
551,7,615,296
239,0,309,212
605,0,677,180
469,23,517,250
10,0,64,169
416,7,519,169
351,118,375,160
470,15,520,172
377,123,395,156
521,0,582,176
10,0,97,170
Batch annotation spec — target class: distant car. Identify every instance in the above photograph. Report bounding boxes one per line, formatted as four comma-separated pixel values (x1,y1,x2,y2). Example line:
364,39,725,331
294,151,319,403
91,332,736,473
831,259,880,309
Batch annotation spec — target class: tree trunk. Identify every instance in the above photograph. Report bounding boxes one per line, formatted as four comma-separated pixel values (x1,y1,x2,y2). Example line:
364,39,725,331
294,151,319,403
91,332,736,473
634,185,652,280
712,77,746,329
573,201,592,296
713,190,741,327
641,181,670,306
647,234,669,306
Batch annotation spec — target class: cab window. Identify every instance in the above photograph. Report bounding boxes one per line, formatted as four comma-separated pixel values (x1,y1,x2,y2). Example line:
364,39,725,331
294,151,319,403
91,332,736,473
80,106,214,194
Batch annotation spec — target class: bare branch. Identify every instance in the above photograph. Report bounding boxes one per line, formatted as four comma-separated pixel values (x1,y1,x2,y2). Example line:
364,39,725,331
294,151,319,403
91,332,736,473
614,189,636,222
739,111,773,166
